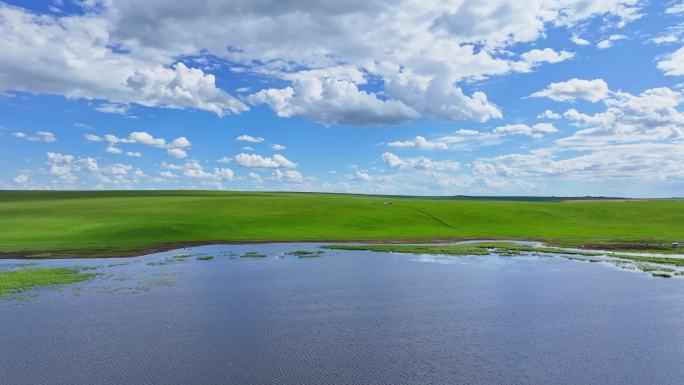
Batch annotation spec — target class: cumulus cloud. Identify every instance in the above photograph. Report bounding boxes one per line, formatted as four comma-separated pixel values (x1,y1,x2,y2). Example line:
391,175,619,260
382,152,460,171
571,34,590,46
91,131,191,158
666,2,684,14
248,67,420,126
557,87,684,146
0,5,246,117
232,153,297,169
271,169,308,183
658,46,684,76
166,148,187,159
512,48,574,72
95,103,131,115
14,173,30,185
84,133,103,142
596,34,627,49
537,109,561,119
473,144,684,182
464,84,684,186
13,131,56,142
387,136,449,150
493,123,558,138
43,151,143,188
530,78,609,102
0,1,642,126
236,135,264,143
183,160,234,180
270,144,286,151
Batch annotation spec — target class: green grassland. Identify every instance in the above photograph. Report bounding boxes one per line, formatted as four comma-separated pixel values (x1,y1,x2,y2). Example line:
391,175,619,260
0,190,683,258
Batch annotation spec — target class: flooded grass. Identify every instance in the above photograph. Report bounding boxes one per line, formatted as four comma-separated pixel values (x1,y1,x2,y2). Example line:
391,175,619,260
287,250,324,258
240,252,267,258
196,256,214,261
0,268,96,297
146,255,190,266
327,242,684,279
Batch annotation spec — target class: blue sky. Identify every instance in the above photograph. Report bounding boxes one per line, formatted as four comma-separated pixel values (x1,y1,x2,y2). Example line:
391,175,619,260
1,0,684,197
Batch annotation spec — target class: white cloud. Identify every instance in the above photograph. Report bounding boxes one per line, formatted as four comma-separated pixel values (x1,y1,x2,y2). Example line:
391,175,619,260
47,152,74,164
13,131,56,142
232,153,297,169
596,34,627,49
512,48,574,72
571,34,590,46
493,123,558,138
106,145,122,154
14,173,29,184
128,131,166,147
387,136,449,150
271,169,307,183
0,1,643,126
42,151,142,188
353,171,374,182
236,134,264,143
183,160,234,180
270,144,286,151
658,46,684,76
95,103,131,115
473,144,684,182
650,35,679,45
537,109,561,119
84,133,103,142
93,131,191,158
166,148,187,159
172,137,191,148
381,152,460,171
81,157,99,172
247,172,262,183
557,87,684,147
530,78,609,102
0,5,246,117
666,2,684,14
248,67,420,126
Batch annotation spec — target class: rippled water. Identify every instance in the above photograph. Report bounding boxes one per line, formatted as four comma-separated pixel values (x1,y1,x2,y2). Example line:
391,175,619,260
2,243,684,385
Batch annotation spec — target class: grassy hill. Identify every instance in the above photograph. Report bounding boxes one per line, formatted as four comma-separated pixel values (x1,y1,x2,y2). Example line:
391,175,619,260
0,190,683,258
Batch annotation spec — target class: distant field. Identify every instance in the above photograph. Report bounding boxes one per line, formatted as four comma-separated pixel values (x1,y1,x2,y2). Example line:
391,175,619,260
0,190,683,258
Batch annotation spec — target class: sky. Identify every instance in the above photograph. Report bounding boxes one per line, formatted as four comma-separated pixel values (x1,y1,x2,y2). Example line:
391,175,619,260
1,0,684,197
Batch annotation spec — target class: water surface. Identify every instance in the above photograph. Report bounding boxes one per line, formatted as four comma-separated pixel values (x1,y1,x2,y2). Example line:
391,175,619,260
2,243,684,385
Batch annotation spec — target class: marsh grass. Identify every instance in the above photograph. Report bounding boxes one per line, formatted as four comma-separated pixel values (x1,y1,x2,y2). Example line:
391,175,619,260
146,255,190,266
327,242,684,277
287,250,323,258
240,252,267,258
196,256,214,261
0,268,96,297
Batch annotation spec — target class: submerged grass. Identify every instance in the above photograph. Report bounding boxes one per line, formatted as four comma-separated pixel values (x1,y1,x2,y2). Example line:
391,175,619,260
146,254,190,266
0,268,96,297
196,255,214,261
240,251,267,258
287,250,324,258
324,242,599,257
326,242,684,270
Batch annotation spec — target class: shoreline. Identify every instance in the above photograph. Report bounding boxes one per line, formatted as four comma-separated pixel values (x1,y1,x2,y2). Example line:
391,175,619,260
1,237,681,260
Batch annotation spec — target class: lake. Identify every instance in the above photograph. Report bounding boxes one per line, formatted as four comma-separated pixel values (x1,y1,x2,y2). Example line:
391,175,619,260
2,243,684,385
